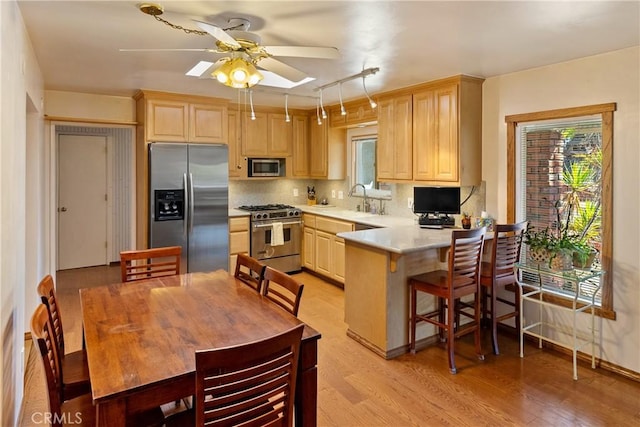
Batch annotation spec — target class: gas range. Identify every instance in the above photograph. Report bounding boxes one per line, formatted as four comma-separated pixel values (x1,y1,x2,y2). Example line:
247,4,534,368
237,204,302,222
237,204,303,273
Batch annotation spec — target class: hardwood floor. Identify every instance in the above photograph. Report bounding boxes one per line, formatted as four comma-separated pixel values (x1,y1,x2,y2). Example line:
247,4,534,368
20,266,640,426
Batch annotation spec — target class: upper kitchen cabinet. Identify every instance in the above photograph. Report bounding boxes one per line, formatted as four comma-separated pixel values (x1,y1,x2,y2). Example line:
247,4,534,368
376,94,413,181
329,99,378,128
227,109,245,178
290,115,310,178
375,75,483,186
241,110,292,157
413,77,483,185
135,90,228,143
308,112,346,179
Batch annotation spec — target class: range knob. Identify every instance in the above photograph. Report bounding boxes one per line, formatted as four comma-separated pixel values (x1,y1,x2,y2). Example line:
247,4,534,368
293,210,300,216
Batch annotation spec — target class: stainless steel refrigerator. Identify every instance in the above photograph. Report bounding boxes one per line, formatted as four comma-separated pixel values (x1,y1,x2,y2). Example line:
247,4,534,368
149,143,228,273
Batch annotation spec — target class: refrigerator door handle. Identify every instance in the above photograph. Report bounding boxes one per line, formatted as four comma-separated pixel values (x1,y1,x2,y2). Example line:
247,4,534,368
183,173,189,237
188,172,195,234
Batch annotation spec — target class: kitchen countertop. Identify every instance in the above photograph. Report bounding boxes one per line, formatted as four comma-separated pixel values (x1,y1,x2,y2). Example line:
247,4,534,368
297,205,416,228
338,226,455,254
229,208,250,217
297,205,462,254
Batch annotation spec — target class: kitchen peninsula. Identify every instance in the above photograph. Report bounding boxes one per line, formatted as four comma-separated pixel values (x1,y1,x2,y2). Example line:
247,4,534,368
338,226,465,359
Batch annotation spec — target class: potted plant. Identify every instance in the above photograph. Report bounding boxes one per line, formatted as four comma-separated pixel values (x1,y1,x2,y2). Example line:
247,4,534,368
572,239,598,269
523,224,576,270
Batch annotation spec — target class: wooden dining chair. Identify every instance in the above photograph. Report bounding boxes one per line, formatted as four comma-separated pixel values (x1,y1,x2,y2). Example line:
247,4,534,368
31,304,165,427
36,274,90,401
408,228,486,374
165,324,305,427
120,245,181,282
234,253,266,293
262,266,304,316
479,221,527,355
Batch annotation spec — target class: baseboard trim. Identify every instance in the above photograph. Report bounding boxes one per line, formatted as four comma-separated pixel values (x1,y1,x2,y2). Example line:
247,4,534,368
497,323,640,382
300,268,344,289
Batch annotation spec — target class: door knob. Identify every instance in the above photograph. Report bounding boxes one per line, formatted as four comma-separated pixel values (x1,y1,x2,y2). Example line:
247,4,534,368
60,207,67,212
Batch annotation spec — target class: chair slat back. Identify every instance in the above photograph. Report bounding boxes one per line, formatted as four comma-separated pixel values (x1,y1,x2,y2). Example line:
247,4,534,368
120,246,181,282
36,275,65,355
31,304,64,423
492,222,527,281
195,324,304,427
234,253,266,293
450,228,486,286
262,267,304,316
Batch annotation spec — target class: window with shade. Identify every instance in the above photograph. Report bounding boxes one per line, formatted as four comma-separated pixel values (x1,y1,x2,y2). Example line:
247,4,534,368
506,103,615,318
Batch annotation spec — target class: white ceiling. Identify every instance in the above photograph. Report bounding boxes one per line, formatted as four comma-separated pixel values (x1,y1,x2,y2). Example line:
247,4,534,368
18,1,640,109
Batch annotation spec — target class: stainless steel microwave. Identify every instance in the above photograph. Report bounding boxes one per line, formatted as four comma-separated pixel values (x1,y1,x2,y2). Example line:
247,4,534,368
248,158,282,177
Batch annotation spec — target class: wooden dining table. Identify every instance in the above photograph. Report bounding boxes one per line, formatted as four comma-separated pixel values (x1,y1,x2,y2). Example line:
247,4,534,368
79,269,321,426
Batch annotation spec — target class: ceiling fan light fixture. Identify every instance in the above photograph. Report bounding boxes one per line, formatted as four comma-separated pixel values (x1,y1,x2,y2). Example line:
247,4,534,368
212,57,263,89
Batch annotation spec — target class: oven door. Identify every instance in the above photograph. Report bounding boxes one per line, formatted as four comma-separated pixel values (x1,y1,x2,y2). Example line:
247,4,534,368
251,219,301,261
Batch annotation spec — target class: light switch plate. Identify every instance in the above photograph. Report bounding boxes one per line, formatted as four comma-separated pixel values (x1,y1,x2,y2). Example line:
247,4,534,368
338,191,344,199
293,188,299,197
331,190,336,198
407,197,413,209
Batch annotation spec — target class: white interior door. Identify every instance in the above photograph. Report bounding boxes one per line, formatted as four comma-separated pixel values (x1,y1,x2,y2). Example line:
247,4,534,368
58,134,108,269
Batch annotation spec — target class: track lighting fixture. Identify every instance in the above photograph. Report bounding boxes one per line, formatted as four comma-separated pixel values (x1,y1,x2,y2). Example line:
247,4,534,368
316,98,322,125
319,89,327,119
315,67,380,111
362,76,377,109
284,94,290,123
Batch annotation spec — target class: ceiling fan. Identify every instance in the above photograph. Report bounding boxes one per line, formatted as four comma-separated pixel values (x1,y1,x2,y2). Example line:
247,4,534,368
125,3,340,89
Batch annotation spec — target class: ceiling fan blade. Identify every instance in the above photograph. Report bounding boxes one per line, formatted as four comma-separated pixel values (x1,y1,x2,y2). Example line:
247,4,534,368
193,20,241,49
186,60,225,78
263,46,340,59
258,57,308,83
120,48,221,53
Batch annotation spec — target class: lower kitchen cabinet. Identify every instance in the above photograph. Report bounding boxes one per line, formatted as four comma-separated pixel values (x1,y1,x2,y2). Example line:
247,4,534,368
302,221,316,270
229,216,250,272
302,213,353,284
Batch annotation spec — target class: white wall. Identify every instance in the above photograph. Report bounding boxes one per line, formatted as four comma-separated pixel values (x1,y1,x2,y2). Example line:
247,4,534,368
483,46,640,373
1,1,45,424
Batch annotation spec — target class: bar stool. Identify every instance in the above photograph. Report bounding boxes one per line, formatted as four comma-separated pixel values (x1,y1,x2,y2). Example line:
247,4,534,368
480,221,527,355
408,228,486,374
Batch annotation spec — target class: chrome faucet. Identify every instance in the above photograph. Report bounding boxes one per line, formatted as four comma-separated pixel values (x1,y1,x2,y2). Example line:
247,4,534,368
348,183,370,212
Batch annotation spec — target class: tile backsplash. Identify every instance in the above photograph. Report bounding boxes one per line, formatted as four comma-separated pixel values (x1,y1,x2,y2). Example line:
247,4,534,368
230,179,487,225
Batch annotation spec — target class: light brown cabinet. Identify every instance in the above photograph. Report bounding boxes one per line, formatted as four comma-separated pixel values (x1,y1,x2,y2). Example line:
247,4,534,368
375,75,483,186
242,112,292,157
136,91,228,143
308,113,346,179
413,84,459,182
376,95,413,181
229,216,250,273
227,110,244,178
302,213,353,284
189,103,227,143
291,115,310,177
329,100,377,128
